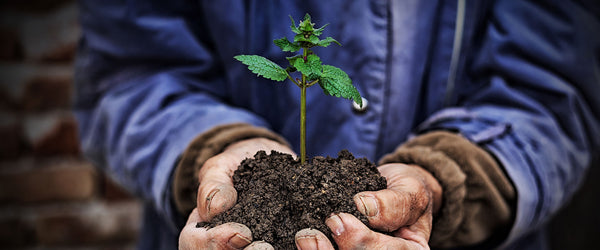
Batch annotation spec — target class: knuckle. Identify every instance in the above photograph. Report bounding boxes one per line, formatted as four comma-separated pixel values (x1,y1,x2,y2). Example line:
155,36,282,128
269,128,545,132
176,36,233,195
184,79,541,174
202,156,227,170
414,184,432,212
408,191,428,214
207,238,229,250
411,192,429,212
390,191,427,226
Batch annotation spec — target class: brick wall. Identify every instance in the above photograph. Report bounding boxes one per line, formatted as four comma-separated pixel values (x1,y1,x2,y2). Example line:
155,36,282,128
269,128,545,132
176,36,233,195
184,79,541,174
0,1,142,249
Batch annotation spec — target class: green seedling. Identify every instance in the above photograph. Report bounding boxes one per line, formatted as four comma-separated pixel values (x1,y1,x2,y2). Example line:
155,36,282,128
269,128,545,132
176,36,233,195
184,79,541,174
235,14,362,164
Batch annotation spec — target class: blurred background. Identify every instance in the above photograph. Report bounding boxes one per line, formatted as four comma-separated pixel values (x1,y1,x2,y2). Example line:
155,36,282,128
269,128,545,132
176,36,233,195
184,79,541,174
0,1,597,249
0,1,141,249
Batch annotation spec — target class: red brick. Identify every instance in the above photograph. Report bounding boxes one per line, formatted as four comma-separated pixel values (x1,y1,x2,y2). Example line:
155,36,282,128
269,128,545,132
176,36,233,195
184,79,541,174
0,218,36,247
102,175,135,202
35,202,141,246
0,63,73,111
24,113,80,157
18,3,79,62
0,0,74,13
0,112,27,160
0,63,36,107
0,161,97,203
21,74,72,112
0,26,22,60
0,91,19,111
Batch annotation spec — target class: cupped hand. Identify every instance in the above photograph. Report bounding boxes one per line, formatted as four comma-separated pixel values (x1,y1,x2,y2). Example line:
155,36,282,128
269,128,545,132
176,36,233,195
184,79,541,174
294,211,432,250
295,163,442,249
196,138,295,221
179,138,294,249
354,163,442,232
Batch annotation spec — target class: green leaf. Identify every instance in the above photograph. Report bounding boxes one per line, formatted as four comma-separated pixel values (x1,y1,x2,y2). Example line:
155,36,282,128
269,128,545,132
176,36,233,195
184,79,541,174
293,34,321,47
313,23,329,36
286,54,302,63
318,65,362,106
299,13,314,33
293,34,309,43
234,55,288,82
291,54,323,79
303,13,311,22
309,35,320,44
316,37,341,47
289,15,301,34
274,37,301,52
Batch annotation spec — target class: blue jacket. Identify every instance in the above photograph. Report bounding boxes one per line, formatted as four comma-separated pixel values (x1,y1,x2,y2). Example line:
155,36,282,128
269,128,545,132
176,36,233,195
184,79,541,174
74,0,600,249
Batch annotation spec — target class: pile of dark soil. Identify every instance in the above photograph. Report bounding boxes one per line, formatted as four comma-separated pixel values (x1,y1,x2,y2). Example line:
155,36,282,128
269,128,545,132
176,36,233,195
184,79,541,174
199,150,387,249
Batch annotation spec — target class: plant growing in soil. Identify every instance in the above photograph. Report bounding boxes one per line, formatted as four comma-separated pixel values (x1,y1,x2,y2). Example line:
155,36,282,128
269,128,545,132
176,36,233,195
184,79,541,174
235,13,362,164
201,14,386,249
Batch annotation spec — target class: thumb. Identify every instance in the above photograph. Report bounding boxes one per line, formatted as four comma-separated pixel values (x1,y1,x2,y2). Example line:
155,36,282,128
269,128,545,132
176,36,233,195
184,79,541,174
197,182,237,221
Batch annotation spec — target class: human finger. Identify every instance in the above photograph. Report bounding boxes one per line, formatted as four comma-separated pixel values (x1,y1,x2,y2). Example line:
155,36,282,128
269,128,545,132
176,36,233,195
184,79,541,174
185,207,202,226
325,213,430,250
354,185,429,232
294,228,335,250
353,164,437,232
394,205,434,244
207,222,254,249
197,180,238,221
179,208,253,249
196,155,240,221
244,241,274,250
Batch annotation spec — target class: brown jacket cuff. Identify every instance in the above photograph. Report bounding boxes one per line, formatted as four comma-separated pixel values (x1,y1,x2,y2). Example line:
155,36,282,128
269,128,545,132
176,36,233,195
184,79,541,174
379,131,515,248
172,123,289,216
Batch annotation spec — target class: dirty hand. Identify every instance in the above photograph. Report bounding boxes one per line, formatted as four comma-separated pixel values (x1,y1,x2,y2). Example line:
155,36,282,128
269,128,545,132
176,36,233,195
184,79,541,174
294,163,442,249
179,138,294,249
179,208,275,249
196,138,295,221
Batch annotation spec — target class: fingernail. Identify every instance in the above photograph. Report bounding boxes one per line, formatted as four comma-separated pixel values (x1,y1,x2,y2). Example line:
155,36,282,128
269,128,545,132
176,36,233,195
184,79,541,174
228,233,252,248
248,241,275,250
357,195,379,217
325,214,345,236
296,235,318,250
205,189,219,213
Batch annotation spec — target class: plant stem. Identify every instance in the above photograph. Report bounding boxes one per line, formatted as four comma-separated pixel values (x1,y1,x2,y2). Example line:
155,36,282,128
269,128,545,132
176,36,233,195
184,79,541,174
287,74,301,88
300,48,308,164
300,83,306,164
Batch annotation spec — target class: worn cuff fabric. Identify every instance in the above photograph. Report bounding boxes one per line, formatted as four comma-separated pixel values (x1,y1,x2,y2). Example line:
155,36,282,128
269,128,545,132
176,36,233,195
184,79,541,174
378,131,516,248
172,123,290,216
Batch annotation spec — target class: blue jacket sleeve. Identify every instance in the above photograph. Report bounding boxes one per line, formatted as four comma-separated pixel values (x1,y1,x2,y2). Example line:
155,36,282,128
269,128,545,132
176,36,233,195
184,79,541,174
74,0,270,229
419,0,600,245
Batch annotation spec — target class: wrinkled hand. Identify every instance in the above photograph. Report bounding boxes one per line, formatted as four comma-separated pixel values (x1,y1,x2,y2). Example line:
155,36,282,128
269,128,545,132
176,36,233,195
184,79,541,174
196,138,295,221
179,208,274,249
179,138,295,249
294,163,442,250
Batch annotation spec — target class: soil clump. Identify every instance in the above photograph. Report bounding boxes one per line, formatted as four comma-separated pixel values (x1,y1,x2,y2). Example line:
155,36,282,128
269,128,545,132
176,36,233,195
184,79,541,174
199,150,387,249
